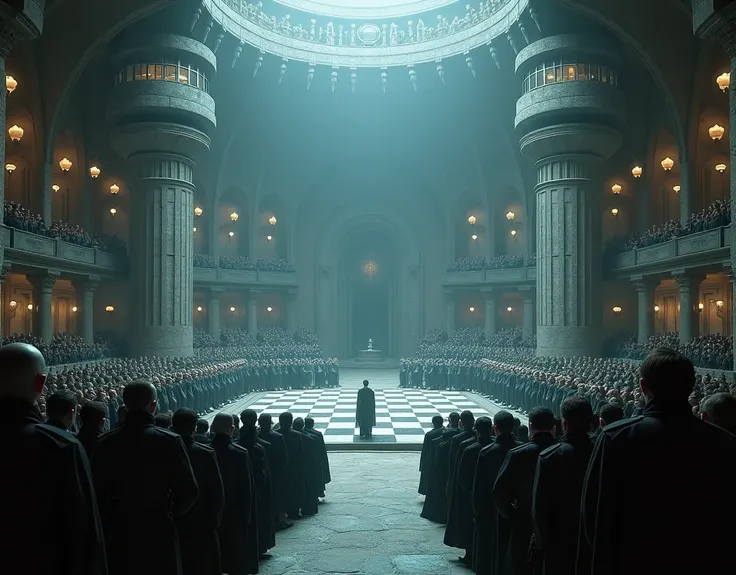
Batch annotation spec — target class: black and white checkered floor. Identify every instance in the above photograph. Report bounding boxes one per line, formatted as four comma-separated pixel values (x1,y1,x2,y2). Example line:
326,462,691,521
245,388,491,444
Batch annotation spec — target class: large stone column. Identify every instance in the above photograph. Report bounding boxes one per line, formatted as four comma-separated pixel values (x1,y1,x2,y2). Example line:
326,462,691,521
444,290,455,335
108,34,216,356
632,276,655,344
73,278,98,344
208,288,222,341
248,290,259,334
673,271,703,344
483,288,497,340
520,286,535,342
28,272,58,343
515,35,624,356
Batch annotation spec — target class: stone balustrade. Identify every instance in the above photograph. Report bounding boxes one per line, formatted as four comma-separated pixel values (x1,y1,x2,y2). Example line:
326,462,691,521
194,266,298,286
445,265,536,286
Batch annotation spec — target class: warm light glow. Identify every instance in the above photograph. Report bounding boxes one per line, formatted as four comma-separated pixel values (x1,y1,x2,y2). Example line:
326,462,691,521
716,163,727,173
27,303,33,311
469,306,475,312
506,306,513,312
193,227,197,232
5,75,17,94
467,215,477,225
611,183,622,195
8,125,23,142
267,306,273,312
228,231,235,238
660,157,674,171
269,216,277,225
709,124,725,141
506,211,515,221
5,163,16,174
717,300,724,308
471,234,478,240
611,208,619,216
59,157,72,172
631,166,643,178
194,206,203,216
72,306,78,313
51,184,60,193
717,72,730,92
230,211,239,222
266,235,273,241
612,306,622,314
89,166,101,178
197,306,203,312
510,229,517,236
654,305,660,312
363,260,378,279
109,183,120,195
105,305,115,312
698,302,704,310
673,185,681,193
109,208,117,216
230,306,236,312
8,300,16,309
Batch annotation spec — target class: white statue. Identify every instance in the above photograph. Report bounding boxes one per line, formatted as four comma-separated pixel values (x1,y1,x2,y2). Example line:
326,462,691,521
368,338,373,350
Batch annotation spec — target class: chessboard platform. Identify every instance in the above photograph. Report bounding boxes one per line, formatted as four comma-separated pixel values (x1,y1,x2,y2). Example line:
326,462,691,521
211,388,493,446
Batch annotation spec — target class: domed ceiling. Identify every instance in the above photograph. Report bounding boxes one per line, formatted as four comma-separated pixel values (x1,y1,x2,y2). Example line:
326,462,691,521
203,0,530,68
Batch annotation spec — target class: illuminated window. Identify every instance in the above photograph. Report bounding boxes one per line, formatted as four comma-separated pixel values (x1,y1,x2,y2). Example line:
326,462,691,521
117,61,210,93
522,61,618,94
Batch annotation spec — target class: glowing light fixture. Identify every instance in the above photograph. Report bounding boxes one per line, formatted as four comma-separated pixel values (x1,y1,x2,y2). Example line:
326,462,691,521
266,235,273,241
194,206,203,216
717,300,725,308
269,216,277,225
469,306,475,312
228,231,235,238
716,163,728,173
709,124,725,141
611,183,622,195
631,166,643,178
109,208,117,216
717,72,730,92
197,306,203,312
59,157,72,172
27,303,33,311
230,211,239,222
8,300,17,310
51,184,60,193
266,306,273,312
673,185,681,193
5,75,17,94
698,302,705,311
507,306,513,312
8,125,23,142
89,166,101,178
230,306,236,312
193,227,197,232
510,229,517,236
5,163,16,175
109,183,120,195
468,215,477,225
105,305,115,312
471,234,478,240
506,211,515,221
611,208,619,217
660,157,674,171
72,306,78,313
612,306,622,315
654,305,660,312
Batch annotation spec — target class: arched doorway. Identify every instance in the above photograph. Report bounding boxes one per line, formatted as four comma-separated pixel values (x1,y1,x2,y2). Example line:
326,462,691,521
337,227,398,359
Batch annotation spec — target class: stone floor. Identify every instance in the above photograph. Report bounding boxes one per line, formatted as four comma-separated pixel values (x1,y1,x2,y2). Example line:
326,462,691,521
258,451,472,575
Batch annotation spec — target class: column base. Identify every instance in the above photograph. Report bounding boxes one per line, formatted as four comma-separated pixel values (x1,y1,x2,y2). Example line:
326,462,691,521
131,326,194,357
536,326,601,357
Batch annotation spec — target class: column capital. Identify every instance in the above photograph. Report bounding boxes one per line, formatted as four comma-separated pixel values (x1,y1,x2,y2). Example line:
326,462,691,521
28,271,60,291
672,270,705,289
73,275,101,293
208,287,225,297
724,265,736,283
0,6,44,58
0,265,10,283
630,275,656,292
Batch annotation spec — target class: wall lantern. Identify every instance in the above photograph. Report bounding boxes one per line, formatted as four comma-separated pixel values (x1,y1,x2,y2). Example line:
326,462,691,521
511,229,517,236
631,166,643,178
105,305,115,312
197,306,203,312
72,306,78,313
230,211,239,222
716,163,728,173
471,234,478,240
194,206,203,216
507,306,513,312
5,163,16,176
228,231,235,238
654,305,660,313
660,157,674,171
109,208,117,216
267,306,273,312
698,302,705,312
469,306,475,312
109,183,120,195
230,306,236,312
268,216,277,225
193,227,197,232
266,235,273,241
673,185,681,193
9,300,17,310
612,306,622,315
506,211,515,221
467,215,477,225
611,183,622,195
51,184,60,193
709,124,725,141
89,166,101,178
59,157,72,172
717,72,730,93
5,75,17,94
611,208,619,217
8,124,23,143
716,300,725,309
27,303,33,311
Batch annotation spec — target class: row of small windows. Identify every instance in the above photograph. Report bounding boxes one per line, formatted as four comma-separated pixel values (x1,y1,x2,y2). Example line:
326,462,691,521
115,62,211,93
522,62,618,94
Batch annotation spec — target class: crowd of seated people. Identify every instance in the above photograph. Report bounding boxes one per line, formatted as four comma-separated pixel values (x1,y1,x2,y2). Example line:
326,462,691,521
1,332,114,365
193,252,217,268
611,331,733,370
416,347,736,575
4,200,126,256
447,254,526,272
2,341,334,575
195,254,297,272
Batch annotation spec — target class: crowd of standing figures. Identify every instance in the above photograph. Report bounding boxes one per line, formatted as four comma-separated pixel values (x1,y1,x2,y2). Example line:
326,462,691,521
417,347,736,575
1,342,331,575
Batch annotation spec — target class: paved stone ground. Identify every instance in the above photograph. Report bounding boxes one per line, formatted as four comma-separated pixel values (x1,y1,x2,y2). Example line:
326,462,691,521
258,452,472,575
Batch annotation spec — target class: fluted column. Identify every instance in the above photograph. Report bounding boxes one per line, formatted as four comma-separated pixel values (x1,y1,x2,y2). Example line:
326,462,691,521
129,154,194,356
445,290,455,336
73,279,98,344
0,265,8,337
29,272,59,343
521,286,535,342
248,290,259,334
208,288,222,340
673,271,703,344
483,288,496,340
632,277,655,344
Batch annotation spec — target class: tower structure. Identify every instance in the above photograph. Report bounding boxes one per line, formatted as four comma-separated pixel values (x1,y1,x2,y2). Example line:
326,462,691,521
108,34,216,356
515,35,624,356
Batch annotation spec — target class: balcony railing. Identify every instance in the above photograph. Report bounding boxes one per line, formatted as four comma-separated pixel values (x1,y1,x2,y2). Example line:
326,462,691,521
193,266,297,286
446,265,536,286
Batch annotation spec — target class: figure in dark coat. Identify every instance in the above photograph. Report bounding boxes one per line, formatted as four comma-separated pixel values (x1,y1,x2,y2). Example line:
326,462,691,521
304,416,331,494
421,412,461,522
258,413,290,527
443,411,475,546
76,401,107,460
356,380,376,439
418,415,445,495
294,417,321,515
580,349,736,575
531,397,594,575
472,411,521,575
92,381,199,575
0,343,107,575
210,413,258,575
493,408,557,575
278,412,306,519
171,409,225,575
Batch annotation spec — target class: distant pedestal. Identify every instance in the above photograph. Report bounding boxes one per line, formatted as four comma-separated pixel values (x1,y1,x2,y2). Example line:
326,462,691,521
356,348,385,363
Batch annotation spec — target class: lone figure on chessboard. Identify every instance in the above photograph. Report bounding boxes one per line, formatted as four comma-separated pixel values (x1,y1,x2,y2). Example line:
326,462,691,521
356,380,376,440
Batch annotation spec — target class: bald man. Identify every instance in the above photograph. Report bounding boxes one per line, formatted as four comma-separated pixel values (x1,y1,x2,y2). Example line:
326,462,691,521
0,343,107,575
92,380,198,575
